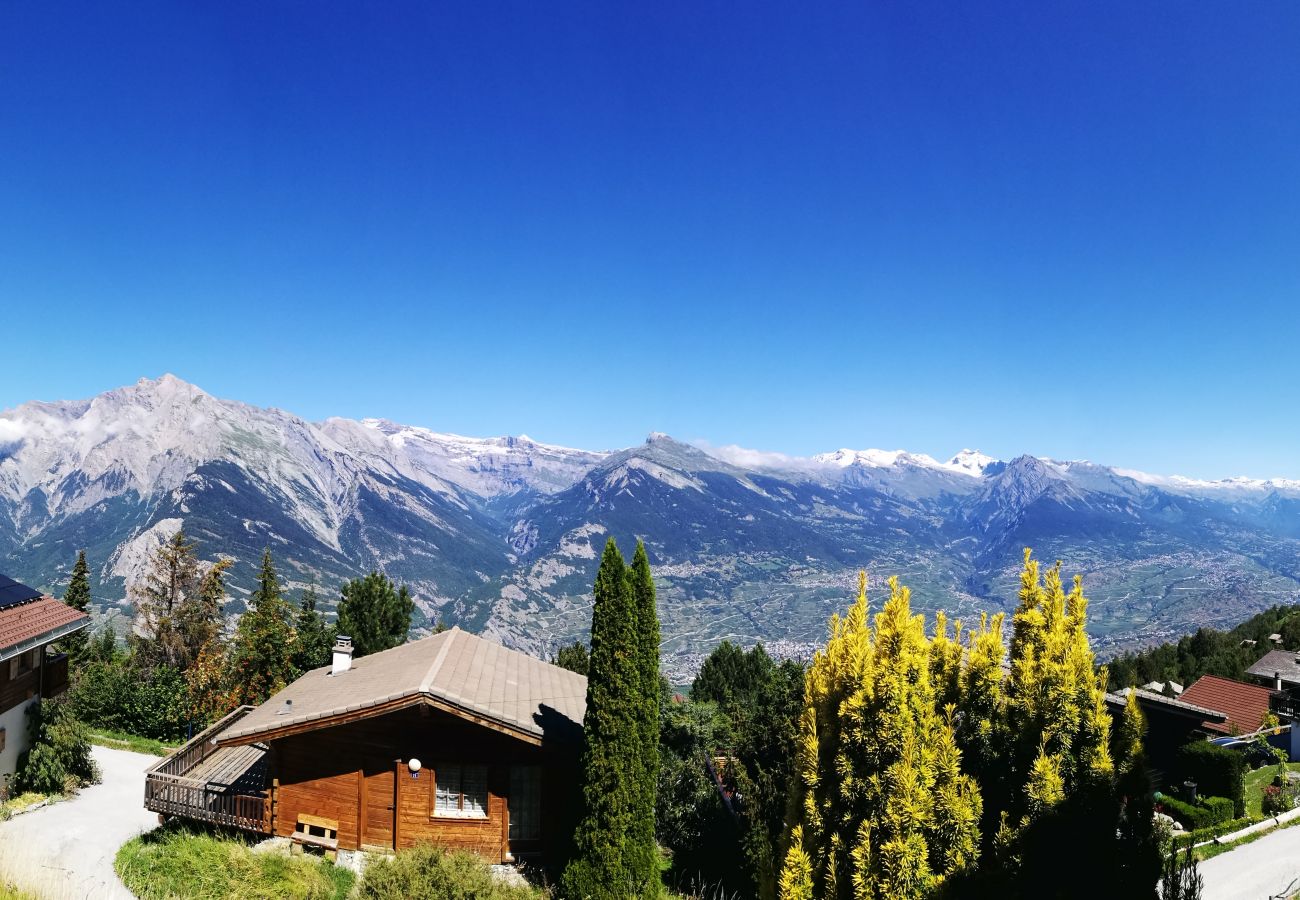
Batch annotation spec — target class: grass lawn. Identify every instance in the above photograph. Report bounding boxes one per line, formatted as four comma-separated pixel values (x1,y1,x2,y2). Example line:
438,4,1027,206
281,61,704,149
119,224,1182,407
0,793,55,821
0,884,38,900
116,822,354,900
88,728,179,757
1244,762,1300,818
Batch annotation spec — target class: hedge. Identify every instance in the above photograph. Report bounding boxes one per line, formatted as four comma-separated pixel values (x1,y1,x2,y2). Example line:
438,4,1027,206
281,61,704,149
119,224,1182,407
1172,814,1262,850
1158,794,1236,831
1175,742,1247,817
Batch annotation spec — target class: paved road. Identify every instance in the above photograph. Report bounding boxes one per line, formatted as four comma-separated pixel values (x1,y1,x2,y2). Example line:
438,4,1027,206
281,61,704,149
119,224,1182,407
1201,824,1300,900
0,745,159,899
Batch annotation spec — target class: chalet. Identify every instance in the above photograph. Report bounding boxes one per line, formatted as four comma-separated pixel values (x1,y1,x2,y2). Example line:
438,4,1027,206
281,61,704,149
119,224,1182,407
144,628,586,864
1246,649,1300,717
0,574,89,781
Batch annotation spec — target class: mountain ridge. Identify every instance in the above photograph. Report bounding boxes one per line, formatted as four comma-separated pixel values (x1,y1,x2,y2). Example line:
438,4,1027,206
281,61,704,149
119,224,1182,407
4,375,1300,678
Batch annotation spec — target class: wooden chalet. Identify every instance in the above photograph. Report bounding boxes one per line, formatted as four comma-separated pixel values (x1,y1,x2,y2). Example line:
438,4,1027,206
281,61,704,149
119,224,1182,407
1,574,88,781
145,628,586,864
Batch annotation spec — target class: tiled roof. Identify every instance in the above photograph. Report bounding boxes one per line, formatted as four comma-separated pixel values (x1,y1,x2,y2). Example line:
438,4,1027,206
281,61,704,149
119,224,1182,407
0,595,91,658
1179,674,1275,735
218,627,587,745
1246,649,1300,687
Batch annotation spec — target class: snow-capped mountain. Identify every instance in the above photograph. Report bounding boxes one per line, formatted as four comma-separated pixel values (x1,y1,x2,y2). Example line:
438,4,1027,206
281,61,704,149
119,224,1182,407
4,375,1300,675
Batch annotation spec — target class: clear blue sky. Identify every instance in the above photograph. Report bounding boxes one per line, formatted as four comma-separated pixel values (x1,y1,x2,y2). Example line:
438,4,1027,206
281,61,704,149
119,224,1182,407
2,3,1297,479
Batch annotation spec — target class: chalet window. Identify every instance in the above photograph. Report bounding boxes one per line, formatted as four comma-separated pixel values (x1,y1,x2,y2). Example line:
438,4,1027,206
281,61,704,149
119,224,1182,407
434,763,488,818
509,765,541,843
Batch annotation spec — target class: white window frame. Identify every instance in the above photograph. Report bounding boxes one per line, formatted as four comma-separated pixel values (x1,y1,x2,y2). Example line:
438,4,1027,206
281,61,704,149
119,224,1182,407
433,763,489,820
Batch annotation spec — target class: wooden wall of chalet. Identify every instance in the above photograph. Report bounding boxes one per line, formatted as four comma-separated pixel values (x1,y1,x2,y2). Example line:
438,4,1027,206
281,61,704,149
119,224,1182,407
268,704,579,862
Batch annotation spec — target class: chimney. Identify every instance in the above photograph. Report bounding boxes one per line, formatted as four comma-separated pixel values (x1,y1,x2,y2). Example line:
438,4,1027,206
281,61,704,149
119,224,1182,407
332,635,354,675
1277,671,1283,692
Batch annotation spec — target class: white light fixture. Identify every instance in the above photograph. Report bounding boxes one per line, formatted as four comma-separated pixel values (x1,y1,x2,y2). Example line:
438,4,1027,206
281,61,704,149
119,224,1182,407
408,758,422,780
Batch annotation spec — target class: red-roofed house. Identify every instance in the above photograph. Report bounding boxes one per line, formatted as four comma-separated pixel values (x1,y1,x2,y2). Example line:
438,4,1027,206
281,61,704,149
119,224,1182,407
1,573,90,781
1179,674,1276,736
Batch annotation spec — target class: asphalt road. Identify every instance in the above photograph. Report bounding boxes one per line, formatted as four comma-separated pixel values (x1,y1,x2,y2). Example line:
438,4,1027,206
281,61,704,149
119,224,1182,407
1201,824,1300,900
0,745,160,899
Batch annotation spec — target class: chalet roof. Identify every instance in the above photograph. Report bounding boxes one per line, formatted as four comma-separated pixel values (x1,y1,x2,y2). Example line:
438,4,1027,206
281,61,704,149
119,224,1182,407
218,627,587,746
1179,675,1275,735
0,593,91,661
1104,687,1229,724
1246,649,1300,687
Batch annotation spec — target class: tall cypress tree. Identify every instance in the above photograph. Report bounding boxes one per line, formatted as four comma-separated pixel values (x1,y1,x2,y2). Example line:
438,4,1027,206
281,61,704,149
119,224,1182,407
561,538,646,900
629,540,661,896
61,550,92,660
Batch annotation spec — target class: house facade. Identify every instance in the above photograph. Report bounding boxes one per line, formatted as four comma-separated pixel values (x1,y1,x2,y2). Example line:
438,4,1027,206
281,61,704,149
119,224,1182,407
145,628,585,864
0,574,89,781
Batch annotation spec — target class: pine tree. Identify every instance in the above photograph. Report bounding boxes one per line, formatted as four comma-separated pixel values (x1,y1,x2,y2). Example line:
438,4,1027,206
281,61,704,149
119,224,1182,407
552,641,590,676
629,540,661,897
561,539,647,900
336,571,414,657
131,529,201,670
780,573,981,900
171,559,230,671
61,550,92,660
292,587,335,672
227,550,298,706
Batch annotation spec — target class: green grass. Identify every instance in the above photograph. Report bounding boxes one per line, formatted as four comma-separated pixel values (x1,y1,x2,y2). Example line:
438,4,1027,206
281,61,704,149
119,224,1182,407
1243,762,1300,817
1195,809,1300,861
88,728,179,756
115,822,354,900
0,792,56,821
359,845,546,899
0,884,39,900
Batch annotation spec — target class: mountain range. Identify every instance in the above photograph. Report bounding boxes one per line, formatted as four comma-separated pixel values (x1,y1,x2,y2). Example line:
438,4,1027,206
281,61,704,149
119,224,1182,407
3,375,1299,679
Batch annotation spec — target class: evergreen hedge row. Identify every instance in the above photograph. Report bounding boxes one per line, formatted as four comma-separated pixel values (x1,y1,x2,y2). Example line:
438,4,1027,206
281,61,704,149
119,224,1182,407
1157,794,1235,831
1175,742,1247,817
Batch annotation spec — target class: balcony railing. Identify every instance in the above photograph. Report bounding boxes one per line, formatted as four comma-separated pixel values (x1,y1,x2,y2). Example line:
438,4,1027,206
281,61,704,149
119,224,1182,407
143,706,271,834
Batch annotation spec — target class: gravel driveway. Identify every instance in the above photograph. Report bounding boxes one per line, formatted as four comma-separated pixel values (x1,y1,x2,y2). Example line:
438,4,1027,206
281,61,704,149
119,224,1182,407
0,745,160,899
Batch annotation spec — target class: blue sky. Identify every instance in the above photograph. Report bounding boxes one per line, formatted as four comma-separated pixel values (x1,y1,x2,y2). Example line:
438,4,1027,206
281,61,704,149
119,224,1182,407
2,3,1297,479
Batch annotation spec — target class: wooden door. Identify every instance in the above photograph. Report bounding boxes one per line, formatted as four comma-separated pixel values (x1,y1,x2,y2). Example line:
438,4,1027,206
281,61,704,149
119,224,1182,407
361,758,396,850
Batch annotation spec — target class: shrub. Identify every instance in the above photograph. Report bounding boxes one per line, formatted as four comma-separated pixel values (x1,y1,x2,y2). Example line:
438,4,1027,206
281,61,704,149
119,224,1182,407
116,821,353,900
1261,784,1289,816
69,658,189,741
359,845,545,900
1175,742,1247,817
1156,794,1235,831
12,697,100,795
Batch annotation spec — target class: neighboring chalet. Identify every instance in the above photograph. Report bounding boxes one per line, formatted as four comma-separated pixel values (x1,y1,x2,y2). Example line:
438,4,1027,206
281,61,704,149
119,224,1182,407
1105,687,1228,780
0,574,89,780
145,628,586,864
1246,649,1300,717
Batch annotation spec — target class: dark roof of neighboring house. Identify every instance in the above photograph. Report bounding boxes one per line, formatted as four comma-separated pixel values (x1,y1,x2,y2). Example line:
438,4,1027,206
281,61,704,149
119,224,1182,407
1105,687,1229,724
1179,675,1275,735
217,627,587,747
0,593,91,660
1246,649,1300,687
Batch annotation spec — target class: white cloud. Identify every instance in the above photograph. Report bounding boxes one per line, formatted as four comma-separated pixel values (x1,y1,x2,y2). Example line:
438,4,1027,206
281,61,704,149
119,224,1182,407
0,418,28,445
689,440,820,471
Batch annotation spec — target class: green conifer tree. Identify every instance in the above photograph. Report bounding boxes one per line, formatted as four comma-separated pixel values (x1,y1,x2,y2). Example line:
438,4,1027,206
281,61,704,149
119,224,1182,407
629,540,661,896
292,587,335,672
61,550,92,660
552,641,590,676
561,539,648,900
228,550,298,705
336,571,414,657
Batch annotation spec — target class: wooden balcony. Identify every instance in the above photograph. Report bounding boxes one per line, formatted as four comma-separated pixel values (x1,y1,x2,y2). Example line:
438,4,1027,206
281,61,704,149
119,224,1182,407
41,652,69,698
144,706,272,834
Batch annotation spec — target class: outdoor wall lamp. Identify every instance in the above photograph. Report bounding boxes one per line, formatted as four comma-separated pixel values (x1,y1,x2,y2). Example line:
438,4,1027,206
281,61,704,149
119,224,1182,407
408,758,422,780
